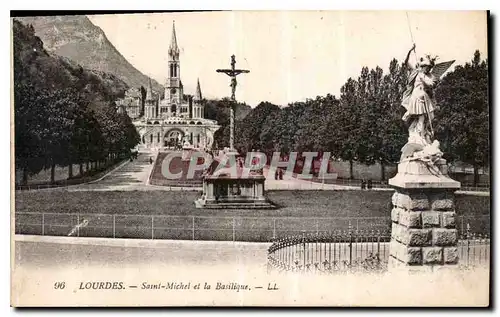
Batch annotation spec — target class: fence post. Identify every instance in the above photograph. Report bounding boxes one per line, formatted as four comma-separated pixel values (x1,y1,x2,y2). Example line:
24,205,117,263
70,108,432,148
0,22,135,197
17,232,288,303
273,218,276,239
151,216,154,240
316,219,319,234
113,214,116,238
41,212,45,236
466,223,471,267
302,231,306,271
377,230,381,257
232,217,236,242
192,216,195,241
348,220,353,266
77,214,80,237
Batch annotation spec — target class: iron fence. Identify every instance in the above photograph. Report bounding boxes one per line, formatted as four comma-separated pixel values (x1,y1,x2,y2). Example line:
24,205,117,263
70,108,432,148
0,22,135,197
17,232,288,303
267,223,490,274
15,212,489,243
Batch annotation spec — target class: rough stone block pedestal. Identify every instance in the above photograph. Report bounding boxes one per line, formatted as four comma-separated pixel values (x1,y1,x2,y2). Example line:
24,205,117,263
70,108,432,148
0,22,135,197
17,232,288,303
388,159,460,272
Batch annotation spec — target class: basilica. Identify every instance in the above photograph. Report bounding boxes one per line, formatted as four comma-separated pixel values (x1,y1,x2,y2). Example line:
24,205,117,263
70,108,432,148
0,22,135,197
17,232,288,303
117,22,220,151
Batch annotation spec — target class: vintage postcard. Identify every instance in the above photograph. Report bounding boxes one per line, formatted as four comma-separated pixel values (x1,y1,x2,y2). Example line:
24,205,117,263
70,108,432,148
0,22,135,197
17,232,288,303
11,10,490,307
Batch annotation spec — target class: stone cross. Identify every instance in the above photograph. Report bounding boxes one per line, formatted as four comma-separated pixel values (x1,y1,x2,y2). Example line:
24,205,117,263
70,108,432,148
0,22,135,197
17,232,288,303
216,55,250,152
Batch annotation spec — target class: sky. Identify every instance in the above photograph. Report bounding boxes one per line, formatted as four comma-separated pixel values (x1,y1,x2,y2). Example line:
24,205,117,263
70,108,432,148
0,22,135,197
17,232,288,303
88,11,488,107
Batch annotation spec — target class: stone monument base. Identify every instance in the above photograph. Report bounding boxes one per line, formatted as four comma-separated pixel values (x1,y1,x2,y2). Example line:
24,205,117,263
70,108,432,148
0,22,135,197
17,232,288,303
195,176,276,209
388,158,461,272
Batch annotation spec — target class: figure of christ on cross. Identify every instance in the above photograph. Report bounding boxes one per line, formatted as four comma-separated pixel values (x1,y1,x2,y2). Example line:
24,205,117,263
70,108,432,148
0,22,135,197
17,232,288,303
216,55,250,152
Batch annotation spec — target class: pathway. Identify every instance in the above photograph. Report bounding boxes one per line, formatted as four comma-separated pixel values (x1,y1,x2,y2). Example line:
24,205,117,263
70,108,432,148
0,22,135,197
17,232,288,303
48,152,167,192
14,235,269,270
262,167,391,191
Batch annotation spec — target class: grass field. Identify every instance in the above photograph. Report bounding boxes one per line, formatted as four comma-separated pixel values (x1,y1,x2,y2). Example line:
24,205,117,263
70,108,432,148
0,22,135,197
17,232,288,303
14,190,490,241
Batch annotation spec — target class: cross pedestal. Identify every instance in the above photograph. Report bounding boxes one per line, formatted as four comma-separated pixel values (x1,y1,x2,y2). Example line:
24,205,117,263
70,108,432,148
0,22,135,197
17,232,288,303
193,55,273,209
195,148,275,209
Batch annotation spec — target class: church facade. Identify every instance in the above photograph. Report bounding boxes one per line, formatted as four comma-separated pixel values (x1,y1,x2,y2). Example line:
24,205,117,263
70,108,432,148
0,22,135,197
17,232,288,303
118,22,220,151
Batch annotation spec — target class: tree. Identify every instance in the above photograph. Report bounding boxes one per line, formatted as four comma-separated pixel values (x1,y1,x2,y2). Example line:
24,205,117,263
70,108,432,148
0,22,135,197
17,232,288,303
235,101,280,154
14,82,48,185
14,19,136,185
434,50,489,185
335,77,361,178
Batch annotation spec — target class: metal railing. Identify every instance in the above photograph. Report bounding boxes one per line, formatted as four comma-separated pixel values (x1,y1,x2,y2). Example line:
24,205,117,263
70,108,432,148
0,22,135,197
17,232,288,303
14,213,388,242
268,229,391,274
15,212,489,243
267,223,490,274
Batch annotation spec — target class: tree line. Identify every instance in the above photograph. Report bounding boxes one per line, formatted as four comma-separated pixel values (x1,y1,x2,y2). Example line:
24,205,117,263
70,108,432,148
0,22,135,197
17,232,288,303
221,51,488,184
14,20,140,185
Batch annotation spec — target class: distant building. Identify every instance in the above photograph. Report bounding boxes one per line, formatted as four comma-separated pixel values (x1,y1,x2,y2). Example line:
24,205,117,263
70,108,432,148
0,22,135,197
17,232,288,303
116,87,143,119
117,21,220,150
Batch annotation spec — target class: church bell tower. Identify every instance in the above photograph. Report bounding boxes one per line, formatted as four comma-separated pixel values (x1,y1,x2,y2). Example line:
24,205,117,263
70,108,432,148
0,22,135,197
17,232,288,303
165,21,183,116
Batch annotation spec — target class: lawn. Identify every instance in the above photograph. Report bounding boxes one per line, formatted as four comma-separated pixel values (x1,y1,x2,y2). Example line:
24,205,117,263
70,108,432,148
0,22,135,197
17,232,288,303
14,190,490,241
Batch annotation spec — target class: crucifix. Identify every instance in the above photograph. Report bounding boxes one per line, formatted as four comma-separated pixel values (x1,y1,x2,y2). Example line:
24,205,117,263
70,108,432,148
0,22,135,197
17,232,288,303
216,54,250,152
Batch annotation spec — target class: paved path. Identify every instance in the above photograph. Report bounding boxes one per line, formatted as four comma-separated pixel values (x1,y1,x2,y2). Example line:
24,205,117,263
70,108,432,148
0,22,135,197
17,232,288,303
14,235,269,270
262,167,391,191
47,153,169,192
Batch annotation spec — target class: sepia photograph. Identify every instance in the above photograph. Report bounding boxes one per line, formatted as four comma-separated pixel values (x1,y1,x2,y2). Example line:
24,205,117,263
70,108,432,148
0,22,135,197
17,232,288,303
10,10,490,307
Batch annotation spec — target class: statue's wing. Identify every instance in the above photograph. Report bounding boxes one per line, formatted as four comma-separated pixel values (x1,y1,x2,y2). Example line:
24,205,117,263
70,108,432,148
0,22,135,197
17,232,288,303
400,143,425,161
431,60,455,79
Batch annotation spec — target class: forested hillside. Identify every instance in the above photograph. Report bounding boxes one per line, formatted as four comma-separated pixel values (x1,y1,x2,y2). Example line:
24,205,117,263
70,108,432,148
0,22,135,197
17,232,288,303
14,19,140,185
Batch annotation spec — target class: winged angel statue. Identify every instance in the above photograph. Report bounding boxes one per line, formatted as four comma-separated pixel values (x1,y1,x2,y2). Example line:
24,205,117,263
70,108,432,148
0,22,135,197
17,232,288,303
399,44,455,165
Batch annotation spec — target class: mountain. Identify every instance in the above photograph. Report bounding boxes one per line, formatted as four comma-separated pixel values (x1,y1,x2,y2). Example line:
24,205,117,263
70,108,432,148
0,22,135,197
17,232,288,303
17,15,164,95
13,19,128,104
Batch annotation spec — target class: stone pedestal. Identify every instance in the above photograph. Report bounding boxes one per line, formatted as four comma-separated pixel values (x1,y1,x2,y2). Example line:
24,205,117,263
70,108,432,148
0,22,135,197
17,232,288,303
195,175,275,209
195,150,275,209
388,158,460,272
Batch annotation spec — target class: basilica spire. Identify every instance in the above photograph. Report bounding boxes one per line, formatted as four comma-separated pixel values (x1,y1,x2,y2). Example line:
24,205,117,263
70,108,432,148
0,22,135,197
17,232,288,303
146,77,154,100
169,20,179,56
194,78,202,101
